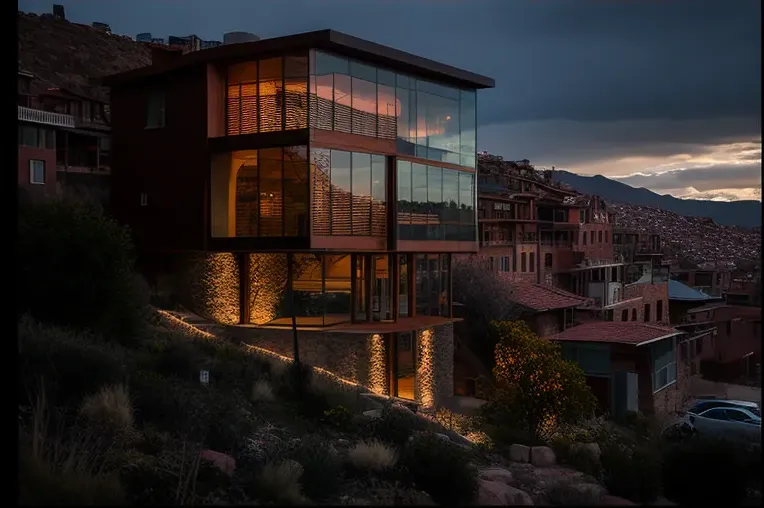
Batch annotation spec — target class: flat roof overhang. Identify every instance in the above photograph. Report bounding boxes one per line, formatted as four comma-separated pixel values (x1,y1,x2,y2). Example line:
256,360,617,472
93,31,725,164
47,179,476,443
100,29,495,90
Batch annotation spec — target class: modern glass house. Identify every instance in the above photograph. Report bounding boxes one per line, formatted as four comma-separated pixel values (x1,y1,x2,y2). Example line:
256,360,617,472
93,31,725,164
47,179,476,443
103,30,494,408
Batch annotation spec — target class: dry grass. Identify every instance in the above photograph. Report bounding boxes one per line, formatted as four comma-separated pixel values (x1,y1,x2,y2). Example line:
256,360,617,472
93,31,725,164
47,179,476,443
20,385,126,505
257,460,305,504
252,379,275,402
347,440,398,472
79,384,134,435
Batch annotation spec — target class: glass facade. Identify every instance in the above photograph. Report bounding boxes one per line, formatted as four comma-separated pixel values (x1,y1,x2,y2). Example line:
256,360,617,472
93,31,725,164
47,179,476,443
310,147,387,237
309,50,477,169
414,253,451,317
210,146,309,237
226,54,308,135
397,160,475,241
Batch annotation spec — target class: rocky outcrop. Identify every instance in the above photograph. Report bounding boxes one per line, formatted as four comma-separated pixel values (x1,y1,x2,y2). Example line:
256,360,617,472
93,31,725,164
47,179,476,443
530,446,556,467
478,480,534,506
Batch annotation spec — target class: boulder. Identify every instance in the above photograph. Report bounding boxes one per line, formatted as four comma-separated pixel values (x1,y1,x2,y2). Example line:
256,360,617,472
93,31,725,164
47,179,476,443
478,479,534,506
509,443,531,463
363,409,382,419
435,433,451,442
530,446,556,467
199,449,236,476
570,442,602,463
479,467,514,485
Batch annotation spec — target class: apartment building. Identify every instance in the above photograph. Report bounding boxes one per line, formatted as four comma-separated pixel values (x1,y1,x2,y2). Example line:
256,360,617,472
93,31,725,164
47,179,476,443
102,30,494,410
17,69,112,203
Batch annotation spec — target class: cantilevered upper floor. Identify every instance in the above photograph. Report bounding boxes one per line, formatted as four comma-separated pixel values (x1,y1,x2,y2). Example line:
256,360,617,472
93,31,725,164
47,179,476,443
102,30,494,253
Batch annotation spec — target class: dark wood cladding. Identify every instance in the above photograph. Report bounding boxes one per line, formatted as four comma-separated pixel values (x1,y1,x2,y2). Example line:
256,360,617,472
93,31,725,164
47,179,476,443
310,128,397,155
101,30,495,90
110,65,209,252
397,155,476,174
208,236,311,252
209,129,309,152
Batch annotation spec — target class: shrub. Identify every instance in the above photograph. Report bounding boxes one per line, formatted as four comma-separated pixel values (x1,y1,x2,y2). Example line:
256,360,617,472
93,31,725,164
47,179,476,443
369,404,426,446
17,193,149,342
19,316,130,407
601,442,661,503
322,405,354,430
79,384,135,437
288,434,342,501
347,440,398,472
399,432,478,505
153,336,206,381
256,460,305,505
486,321,597,444
661,436,756,506
252,380,275,402
277,361,314,399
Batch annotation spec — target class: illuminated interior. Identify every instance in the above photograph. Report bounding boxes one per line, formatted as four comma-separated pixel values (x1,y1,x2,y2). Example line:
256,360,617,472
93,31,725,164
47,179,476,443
395,331,416,400
210,146,309,238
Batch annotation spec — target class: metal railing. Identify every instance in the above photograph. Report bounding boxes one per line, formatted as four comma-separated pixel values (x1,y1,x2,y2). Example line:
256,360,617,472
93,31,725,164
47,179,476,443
18,106,75,128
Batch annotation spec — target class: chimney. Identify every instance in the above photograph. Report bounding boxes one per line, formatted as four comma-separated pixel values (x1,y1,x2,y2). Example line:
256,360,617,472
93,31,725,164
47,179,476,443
52,4,66,20
151,46,183,66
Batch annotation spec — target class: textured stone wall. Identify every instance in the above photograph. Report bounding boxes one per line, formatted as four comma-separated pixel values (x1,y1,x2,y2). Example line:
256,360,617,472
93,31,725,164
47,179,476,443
248,253,289,324
417,323,455,410
173,252,240,325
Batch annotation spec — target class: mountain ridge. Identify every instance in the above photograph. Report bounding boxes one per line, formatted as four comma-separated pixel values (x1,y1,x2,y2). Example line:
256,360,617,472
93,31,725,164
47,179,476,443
553,170,761,228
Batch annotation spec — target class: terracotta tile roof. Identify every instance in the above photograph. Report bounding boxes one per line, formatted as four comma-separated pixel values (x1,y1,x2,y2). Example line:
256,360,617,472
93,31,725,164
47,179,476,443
503,279,591,312
545,321,682,346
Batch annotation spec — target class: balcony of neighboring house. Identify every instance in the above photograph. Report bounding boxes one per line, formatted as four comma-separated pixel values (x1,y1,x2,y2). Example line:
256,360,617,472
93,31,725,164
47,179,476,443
17,105,76,129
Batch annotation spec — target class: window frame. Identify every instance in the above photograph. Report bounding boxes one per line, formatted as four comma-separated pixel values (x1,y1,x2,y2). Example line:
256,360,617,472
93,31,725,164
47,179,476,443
29,159,46,185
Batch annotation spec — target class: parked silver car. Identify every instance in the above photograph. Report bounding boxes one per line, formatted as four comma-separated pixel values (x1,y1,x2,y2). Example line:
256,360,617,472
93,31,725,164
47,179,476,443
689,398,761,417
687,406,761,443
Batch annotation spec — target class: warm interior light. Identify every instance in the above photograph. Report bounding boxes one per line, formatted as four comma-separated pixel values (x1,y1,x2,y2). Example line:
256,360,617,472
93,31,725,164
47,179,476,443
416,328,436,409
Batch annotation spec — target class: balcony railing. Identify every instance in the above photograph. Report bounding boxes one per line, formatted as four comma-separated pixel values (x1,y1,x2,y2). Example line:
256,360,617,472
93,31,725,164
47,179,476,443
18,106,75,129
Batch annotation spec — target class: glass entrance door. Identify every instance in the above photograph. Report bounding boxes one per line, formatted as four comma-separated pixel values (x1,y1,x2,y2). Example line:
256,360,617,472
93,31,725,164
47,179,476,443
394,331,416,400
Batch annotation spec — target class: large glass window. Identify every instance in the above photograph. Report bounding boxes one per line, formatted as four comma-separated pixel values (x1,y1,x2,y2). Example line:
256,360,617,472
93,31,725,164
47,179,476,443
397,161,475,241
310,148,387,237
267,253,351,327
414,253,451,317
309,50,478,168
210,146,309,237
226,54,308,135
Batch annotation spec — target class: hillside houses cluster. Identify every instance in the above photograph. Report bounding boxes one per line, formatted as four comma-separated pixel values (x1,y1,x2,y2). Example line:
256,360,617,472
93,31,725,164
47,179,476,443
610,203,761,269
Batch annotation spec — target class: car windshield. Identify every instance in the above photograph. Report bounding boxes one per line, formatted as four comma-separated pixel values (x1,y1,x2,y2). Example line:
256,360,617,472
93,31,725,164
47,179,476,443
690,400,760,416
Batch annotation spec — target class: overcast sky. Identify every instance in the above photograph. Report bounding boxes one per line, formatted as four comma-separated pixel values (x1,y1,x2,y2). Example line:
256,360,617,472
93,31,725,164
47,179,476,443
20,0,762,201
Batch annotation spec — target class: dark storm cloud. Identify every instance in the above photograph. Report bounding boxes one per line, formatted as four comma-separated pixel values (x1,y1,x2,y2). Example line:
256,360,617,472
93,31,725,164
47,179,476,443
18,0,761,127
613,163,762,193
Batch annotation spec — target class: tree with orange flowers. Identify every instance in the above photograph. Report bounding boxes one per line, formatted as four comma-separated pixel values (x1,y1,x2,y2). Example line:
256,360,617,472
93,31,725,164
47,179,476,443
483,320,596,444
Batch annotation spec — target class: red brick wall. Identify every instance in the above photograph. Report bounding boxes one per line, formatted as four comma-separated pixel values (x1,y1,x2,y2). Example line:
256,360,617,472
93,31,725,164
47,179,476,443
575,223,613,261
18,145,57,200
622,282,670,325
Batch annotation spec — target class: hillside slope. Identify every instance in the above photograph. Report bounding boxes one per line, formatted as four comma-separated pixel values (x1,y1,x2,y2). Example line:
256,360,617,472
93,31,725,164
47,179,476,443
553,170,761,228
18,10,151,100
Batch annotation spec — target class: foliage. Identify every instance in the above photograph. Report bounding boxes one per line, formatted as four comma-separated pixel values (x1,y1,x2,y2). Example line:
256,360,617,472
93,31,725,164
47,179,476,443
251,379,275,402
399,432,478,505
484,321,596,444
256,460,305,505
347,440,398,473
661,436,758,506
79,384,135,438
600,441,662,503
368,404,427,446
452,257,521,367
17,192,149,342
322,405,354,430
19,316,131,407
287,434,342,501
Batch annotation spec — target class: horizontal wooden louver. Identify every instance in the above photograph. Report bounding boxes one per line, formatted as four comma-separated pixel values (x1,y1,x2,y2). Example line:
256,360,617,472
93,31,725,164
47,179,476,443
331,186,352,235
285,81,307,130
352,195,371,236
226,85,241,135
240,83,258,134
334,102,352,134
259,80,283,132
311,154,331,236
371,199,386,236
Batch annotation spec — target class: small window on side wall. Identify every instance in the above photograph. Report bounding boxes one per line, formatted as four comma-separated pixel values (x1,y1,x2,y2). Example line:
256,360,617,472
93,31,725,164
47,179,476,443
146,91,166,128
29,160,45,184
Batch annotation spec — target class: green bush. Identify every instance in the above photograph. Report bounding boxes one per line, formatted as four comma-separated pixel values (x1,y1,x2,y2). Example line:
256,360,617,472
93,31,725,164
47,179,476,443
400,432,478,505
661,436,756,506
322,405,354,430
19,316,130,407
17,193,149,342
601,442,661,503
369,404,427,446
288,434,342,501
